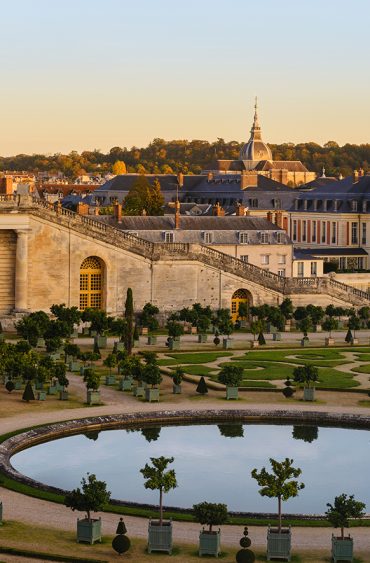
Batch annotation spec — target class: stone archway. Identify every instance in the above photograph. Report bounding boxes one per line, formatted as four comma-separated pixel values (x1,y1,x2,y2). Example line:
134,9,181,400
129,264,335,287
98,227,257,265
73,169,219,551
79,256,104,310
231,288,252,322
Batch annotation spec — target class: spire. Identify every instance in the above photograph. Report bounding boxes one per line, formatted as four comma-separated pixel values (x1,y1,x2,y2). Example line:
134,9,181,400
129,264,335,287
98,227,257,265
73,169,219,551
239,97,272,162
250,96,262,141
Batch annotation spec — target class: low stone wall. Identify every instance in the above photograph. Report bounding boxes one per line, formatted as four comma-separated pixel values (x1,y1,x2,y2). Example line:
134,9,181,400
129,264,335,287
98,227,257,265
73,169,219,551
1,409,370,517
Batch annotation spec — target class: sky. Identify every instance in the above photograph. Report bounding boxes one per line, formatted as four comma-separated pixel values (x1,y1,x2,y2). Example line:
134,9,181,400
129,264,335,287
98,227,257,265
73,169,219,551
1,0,369,155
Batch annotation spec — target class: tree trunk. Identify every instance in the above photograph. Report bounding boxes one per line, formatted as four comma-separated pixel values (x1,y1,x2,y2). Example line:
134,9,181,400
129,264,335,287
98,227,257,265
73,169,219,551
159,488,163,526
87,509,91,523
278,496,282,533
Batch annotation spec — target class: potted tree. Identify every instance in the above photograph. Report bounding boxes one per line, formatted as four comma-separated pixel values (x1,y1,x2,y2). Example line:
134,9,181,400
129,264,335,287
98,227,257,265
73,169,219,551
64,473,111,544
172,366,184,394
111,317,128,352
326,493,365,562
293,364,318,401
193,501,228,557
213,330,220,347
64,342,81,370
54,363,69,400
83,369,101,405
348,315,360,345
167,321,184,350
103,353,117,385
251,458,304,561
250,320,261,348
323,317,338,346
298,317,312,346
140,456,177,554
142,363,162,402
217,365,243,400
219,315,234,349
197,315,210,343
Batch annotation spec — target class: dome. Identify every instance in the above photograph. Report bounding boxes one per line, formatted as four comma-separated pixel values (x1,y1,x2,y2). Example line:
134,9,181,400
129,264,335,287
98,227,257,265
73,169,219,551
239,99,272,162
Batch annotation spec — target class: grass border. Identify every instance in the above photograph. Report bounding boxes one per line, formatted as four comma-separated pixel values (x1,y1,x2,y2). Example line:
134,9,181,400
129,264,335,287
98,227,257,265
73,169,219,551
0,545,107,562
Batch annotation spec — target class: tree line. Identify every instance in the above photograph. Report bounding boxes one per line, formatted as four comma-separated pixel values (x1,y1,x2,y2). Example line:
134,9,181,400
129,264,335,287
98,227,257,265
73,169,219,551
1,138,369,178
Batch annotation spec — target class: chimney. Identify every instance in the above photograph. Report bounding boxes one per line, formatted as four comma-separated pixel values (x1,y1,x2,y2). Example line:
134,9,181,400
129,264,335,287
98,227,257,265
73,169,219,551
142,208,147,216
77,202,89,215
94,206,100,216
212,202,225,217
359,168,364,177
275,211,283,228
235,202,246,216
353,169,359,182
266,211,273,222
175,199,181,229
114,202,122,223
207,172,213,182
241,171,248,189
0,176,13,194
177,172,184,188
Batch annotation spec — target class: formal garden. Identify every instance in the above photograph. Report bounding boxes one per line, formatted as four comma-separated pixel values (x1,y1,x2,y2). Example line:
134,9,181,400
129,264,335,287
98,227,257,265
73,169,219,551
2,295,370,561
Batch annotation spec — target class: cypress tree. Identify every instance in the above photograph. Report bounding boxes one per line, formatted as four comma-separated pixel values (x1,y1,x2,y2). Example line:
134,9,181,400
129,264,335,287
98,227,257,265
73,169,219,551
125,288,134,355
196,376,208,395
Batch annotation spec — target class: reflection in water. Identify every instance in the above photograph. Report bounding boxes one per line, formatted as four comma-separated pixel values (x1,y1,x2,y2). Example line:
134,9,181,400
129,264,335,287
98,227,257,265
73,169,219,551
12,423,370,514
84,430,100,441
292,425,319,443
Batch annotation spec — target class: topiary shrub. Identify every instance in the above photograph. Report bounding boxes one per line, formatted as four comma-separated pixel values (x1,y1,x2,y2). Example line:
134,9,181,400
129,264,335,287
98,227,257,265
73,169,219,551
193,501,228,532
196,376,208,395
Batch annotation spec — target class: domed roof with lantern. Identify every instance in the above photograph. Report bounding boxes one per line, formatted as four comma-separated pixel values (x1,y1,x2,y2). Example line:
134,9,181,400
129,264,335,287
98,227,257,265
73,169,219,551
239,98,273,162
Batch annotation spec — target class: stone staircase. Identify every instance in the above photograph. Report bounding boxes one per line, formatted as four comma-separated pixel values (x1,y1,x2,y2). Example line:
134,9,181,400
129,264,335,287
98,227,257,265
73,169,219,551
2,194,370,306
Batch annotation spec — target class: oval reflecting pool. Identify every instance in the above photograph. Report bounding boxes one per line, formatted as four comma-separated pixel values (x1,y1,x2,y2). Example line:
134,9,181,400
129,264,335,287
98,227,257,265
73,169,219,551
11,423,370,514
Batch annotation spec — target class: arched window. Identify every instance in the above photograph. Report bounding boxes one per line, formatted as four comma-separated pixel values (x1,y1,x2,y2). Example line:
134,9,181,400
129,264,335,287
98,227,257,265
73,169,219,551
231,288,251,322
79,256,103,310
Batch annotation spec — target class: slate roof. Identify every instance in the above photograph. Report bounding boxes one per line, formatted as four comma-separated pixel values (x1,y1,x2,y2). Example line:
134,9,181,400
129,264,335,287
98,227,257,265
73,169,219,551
295,247,368,257
294,175,370,213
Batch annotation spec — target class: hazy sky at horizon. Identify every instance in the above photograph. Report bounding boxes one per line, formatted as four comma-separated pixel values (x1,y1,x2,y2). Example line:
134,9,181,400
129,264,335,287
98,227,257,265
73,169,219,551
1,0,369,155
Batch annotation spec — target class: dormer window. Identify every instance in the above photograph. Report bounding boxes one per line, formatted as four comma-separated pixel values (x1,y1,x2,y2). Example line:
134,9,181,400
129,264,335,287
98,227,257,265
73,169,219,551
203,231,213,243
333,200,338,212
351,200,358,212
249,198,258,208
260,232,269,244
164,231,174,243
276,232,283,243
322,200,327,212
303,200,308,211
313,200,318,211
239,232,249,244
273,198,281,209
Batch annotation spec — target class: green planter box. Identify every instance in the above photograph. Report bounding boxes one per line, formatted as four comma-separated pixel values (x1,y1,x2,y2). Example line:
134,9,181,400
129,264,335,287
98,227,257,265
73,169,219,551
173,383,182,394
49,352,60,361
94,335,107,349
145,387,160,402
267,526,291,561
313,324,322,332
331,535,353,562
325,337,335,346
199,529,221,557
59,390,69,401
114,341,126,352
80,366,91,376
147,335,157,345
83,327,90,335
37,391,46,401
303,387,315,401
119,377,133,391
87,390,101,405
133,385,145,397
90,330,97,337
77,517,101,544
148,520,172,554
69,361,81,372
70,330,78,338
36,338,45,348
14,380,22,390
169,339,180,350
223,338,233,349
47,385,57,395
273,332,282,341
0,334,4,343
35,381,44,390
226,386,239,400
105,375,116,385
198,334,208,343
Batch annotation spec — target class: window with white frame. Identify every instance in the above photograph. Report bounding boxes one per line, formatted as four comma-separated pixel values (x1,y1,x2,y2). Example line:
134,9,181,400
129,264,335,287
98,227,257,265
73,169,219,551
239,232,248,244
261,254,269,265
276,232,283,243
351,200,358,212
302,220,307,242
260,232,269,244
278,254,286,264
164,231,174,243
203,231,213,243
278,269,286,277
362,223,367,244
322,221,326,243
240,255,249,262
311,261,317,276
292,220,297,242
297,262,304,277
331,222,336,244
312,220,317,242
351,222,358,244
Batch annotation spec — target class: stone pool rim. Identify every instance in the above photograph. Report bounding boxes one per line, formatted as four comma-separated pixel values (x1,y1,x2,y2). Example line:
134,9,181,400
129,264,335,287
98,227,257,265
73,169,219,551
2,408,370,519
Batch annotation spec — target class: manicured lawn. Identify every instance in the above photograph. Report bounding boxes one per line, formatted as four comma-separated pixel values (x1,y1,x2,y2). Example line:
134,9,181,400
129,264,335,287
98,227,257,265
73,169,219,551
237,349,350,363
181,365,217,377
351,363,370,374
158,358,180,366
166,352,232,364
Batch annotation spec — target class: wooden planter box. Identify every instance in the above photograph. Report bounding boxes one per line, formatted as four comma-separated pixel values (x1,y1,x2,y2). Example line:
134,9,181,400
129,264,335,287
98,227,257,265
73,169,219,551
114,341,125,352
284,323,291,332
313,324,322,332
325,337,335,346
199,529,221,557
36,338,45,348
77,517,101,544
198,334,208,343
223,338,233,349
49,353,60,361
273,333,282,341
90,330,97,337
35,381,44,390
133,385,145,397
300,338,309,347
94,335,107,349
59,390,69,401
145,387,160,402
350,338,359,345
331,535,353,562
69,361,81,372
250,341,259,348
82,327,90,335
226,386,239,400
119,377,133,391
47,385,57,395
37,391,46,401
69,330,79,338
303,387,315,401
14,380,22,390
140,326,149,335
105,375,116,385
147,335,157,345
267,526,291,561
173,384,182,394
169,339,180,350
148,520,172,554
87,390,101,405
